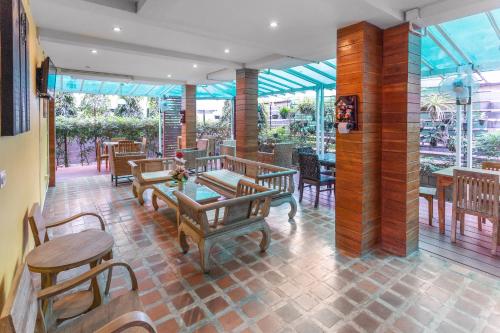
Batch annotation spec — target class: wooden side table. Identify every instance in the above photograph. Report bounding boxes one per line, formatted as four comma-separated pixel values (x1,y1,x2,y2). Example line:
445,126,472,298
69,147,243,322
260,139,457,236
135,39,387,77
26,229,114,321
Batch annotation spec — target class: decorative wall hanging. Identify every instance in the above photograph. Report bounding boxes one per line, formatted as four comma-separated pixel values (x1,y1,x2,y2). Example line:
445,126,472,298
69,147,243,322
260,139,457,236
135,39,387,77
1,0,31,136
334,95,358,134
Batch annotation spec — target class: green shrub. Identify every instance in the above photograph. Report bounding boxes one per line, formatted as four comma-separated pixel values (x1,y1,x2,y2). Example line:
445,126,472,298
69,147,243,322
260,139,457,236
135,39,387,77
56,115,159,166
475,132,500,158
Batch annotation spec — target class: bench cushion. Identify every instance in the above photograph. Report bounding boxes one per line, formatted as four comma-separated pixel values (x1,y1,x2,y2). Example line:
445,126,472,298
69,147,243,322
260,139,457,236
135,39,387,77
54,291,143,333
142,170,172,182
203,170,254,189
419,186,436,197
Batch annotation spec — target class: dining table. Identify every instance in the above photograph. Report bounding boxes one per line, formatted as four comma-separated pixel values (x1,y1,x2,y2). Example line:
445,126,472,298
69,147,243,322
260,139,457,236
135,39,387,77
433,166,500,235
318,152,336,168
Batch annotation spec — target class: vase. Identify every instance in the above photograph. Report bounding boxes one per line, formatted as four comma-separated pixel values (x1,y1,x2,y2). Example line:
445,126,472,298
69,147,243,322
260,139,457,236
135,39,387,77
177,180,184,191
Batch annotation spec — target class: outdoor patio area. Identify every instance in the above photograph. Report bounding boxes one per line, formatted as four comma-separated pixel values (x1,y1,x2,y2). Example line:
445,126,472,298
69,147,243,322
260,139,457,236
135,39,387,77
2,1,500,332
43,173,500,333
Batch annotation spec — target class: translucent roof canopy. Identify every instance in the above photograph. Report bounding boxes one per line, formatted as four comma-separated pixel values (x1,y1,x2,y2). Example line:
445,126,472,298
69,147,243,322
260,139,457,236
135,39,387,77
56,9,500,99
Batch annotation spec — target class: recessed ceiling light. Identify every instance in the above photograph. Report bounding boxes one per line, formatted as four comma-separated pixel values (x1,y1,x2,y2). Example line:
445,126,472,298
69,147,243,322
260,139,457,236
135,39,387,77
269,21,278,28
224,48,230,54
91,49,98,54
167,74,172,78
113,26,122,32
193,64,198,68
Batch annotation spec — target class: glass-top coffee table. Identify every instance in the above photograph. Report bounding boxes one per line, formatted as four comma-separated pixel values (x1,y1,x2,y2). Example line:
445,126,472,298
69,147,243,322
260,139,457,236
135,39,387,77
152,181,221,225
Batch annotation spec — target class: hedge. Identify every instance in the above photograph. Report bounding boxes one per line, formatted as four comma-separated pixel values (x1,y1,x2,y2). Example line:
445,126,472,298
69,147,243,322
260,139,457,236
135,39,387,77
56,116,159,166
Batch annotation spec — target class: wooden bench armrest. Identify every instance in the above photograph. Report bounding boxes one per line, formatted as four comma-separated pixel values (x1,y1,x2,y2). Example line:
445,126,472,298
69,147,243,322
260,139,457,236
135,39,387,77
46,212,105,230
37,260,137,301
94,311,157,333
256,169,296,180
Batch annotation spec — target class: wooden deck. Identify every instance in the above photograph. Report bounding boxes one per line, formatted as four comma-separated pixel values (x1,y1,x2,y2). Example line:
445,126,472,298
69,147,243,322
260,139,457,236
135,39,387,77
418,198,500,277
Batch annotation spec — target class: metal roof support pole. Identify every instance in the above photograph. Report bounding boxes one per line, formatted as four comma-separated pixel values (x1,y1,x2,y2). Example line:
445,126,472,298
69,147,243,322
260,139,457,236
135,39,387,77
315,86,325,155
455,104,462,167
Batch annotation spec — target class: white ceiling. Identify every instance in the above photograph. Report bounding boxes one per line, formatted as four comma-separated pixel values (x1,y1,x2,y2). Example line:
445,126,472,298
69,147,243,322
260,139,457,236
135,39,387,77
31,0,500,85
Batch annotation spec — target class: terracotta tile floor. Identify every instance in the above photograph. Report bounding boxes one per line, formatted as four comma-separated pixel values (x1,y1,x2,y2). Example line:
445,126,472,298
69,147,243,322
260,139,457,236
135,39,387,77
44,172,500,333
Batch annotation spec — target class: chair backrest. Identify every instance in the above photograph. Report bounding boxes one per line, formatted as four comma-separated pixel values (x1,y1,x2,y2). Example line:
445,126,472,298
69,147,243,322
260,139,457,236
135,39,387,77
111,137,126,142
0,265,41,333
220,145,235,157
28,203,47,247
298,153,320,180
141,137,147,151
482,161,500,171
95,138,103,158
297,146,314,155
453,169,499,219
116,141,140,154
222,139,236,147
197,139,209,151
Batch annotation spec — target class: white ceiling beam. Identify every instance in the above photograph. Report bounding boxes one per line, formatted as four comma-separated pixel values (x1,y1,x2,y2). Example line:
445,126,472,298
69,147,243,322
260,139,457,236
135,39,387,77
363,0,404,22
82,0,137,13
410,0,500,27
58,67,186,85
39,28,244,69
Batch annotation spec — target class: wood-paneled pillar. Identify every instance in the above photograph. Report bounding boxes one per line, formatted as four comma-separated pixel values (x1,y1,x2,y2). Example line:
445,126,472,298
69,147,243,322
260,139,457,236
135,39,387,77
181,84,197,149
48,98,56,187
335,22,383,256
381,23,421,256
235,68,258,160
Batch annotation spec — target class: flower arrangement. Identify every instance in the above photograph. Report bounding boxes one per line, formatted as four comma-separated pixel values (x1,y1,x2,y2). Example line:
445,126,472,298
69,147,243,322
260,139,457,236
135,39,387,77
175,151,184,159
172,165,189,182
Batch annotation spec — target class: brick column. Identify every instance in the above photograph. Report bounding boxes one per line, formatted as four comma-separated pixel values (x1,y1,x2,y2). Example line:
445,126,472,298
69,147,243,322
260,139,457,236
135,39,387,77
235,68,259,160
335,22,383,256
181,84,197,149
381,23,421,256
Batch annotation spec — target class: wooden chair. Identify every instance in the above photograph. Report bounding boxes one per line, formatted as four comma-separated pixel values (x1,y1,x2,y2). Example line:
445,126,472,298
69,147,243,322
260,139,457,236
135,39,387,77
129,158,176,205
257,143,294,168
419,187,436,225
109,145,147,186
0,261,156,333
451,169,499,255
298,153,335,208
28,203,106,247
111,137,126,142
176,148,208,171
219,144,235,157
478,161,500,225
176,180,278,273
95,139,109,173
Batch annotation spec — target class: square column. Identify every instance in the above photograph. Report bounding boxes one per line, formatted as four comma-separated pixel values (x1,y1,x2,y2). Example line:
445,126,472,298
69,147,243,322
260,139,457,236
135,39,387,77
181,84,197,149
335,22,383,256
235,68,259,160
381,23,421,256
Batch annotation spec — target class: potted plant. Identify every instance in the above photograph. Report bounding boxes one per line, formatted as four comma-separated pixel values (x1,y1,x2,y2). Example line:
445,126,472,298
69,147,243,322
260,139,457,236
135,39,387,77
279,107,290,119
478,112,487,126
422,94,451,123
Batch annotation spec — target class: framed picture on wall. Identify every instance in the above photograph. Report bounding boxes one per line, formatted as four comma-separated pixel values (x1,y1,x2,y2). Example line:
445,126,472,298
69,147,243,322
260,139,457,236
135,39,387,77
1,0,31,136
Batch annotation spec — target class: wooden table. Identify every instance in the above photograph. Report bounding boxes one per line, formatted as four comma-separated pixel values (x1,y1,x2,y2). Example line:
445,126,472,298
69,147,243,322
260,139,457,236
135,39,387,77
26,230,114,320
433,166,500,235
152,181,221,225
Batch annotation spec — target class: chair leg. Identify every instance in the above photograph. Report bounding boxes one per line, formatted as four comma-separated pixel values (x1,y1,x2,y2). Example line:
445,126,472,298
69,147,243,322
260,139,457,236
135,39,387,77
491,220,498,255
451,208,457,243
314,185,320,208
299,180,304,203
97,158,101,172
460,213,465,235
259,223,271,251
477,216,482,231
428,197,433,226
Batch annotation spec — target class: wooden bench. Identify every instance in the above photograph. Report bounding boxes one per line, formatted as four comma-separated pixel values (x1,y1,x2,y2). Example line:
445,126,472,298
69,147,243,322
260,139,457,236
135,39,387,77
0,261,156,333
129,158,176,205
195,155,298,219
176,180,278,273
419,186,436,225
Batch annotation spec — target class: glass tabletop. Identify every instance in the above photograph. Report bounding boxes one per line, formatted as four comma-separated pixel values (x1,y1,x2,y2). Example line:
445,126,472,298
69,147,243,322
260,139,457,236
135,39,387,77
153,181,221,204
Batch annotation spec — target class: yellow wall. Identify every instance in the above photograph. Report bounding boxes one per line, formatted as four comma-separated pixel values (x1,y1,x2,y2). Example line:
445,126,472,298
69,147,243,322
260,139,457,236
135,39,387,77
0,0,48,309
